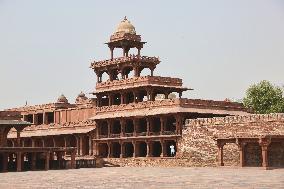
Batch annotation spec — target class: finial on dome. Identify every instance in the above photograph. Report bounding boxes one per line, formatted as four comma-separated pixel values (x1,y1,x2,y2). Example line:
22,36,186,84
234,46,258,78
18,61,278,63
124,16,127,20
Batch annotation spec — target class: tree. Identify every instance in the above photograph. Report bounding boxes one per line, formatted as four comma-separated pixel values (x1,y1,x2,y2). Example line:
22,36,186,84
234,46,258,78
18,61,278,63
243,80,284,114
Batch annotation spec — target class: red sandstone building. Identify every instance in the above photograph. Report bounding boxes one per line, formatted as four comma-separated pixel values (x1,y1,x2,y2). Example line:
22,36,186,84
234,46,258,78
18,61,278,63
3,18,251,169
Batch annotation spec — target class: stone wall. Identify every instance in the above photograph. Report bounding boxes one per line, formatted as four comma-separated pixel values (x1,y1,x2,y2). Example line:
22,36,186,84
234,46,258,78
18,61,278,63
178,113,284,167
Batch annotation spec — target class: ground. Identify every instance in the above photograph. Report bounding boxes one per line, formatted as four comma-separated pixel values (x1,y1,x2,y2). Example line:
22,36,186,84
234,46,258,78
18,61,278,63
0,167,283,189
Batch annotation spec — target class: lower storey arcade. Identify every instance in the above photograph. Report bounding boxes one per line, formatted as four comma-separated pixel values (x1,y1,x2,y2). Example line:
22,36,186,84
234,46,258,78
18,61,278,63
0,147,76,172
94,137,178,158
216,135,284,169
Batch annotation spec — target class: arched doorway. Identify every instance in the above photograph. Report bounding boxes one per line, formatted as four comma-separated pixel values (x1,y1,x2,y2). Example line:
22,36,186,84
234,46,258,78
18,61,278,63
124,142,134,158
151,141,162,157
136,141,147,157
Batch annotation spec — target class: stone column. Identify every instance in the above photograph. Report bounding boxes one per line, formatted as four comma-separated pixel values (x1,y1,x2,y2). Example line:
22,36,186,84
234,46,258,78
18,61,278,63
75,135,80,155
137,47,141,56
31,138,35,147
259,138,271,169
217,142,225,166
133,118,138,137
70,151,76,169
33,114,37,125
120,142,124,158
132,140,136,158
120,119,125,137
133,66,139,77
146,141,151,157
160,139,165,157
88,135,93,155
16,129,21,147
150,67,154,76
146,118,150,136
160,117,165,135
107,120,111,138
80,135,85,155
16,152,22,172
110,47,114,60
237,141,246,167
45,152,50,171
43,112,46,125
120,92,125,104
107,142,111,158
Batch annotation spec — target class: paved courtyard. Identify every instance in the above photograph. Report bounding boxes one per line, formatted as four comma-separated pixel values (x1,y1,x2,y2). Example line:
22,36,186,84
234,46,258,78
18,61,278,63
0,167,283,189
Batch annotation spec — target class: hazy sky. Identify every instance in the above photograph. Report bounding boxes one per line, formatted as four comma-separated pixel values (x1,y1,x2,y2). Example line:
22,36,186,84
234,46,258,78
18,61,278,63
1,0,284,110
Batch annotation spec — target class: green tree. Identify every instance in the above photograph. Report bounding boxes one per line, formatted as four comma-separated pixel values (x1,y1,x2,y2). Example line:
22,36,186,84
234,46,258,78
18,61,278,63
243,80,284,114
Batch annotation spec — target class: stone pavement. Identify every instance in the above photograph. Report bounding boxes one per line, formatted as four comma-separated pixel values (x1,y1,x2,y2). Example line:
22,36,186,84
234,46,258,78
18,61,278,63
0,167,283,189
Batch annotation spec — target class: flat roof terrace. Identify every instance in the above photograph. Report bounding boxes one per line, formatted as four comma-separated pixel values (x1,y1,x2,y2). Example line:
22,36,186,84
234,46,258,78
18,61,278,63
92,98,249,119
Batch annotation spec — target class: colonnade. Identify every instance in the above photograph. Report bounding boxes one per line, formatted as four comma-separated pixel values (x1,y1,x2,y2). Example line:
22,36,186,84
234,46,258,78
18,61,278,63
97,115,183,139
8,133,94,157
97,89,182,107
95,139,177,158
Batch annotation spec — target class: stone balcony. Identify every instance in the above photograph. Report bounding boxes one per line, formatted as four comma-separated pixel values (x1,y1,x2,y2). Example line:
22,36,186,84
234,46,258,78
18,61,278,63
95,76,184,93
92,98,249,119
90,55,160,70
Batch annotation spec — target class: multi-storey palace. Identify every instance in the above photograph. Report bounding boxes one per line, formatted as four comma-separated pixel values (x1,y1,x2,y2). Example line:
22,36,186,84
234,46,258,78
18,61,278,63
5,17,248,161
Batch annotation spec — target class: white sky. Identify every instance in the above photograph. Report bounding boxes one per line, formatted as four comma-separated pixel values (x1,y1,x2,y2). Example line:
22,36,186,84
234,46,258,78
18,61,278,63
0,0,284,110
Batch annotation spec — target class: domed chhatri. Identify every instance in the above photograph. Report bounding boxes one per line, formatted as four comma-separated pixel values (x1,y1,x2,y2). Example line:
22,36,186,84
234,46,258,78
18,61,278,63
115,16,136,35
57,94,69,103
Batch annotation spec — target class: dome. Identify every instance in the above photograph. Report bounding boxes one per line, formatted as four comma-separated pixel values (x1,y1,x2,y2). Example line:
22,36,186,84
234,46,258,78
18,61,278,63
57,94,68,103
75,91,88,104
114,16,136,35
78,91,86,98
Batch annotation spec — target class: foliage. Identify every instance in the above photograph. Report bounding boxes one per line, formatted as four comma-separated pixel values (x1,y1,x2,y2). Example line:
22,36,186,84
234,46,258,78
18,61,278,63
243,80,284,114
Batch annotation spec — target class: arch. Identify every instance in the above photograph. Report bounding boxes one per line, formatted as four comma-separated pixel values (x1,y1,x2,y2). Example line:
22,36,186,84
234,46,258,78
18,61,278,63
98,143,108,158
139,67,151,77
23,138,32,147
125,119,134,134
268,142,284,167
151,141,162,157
112,120,121,134
54,136,65,147
34,138,44,147
137,118,147,135
125,92,134,104
151,117,161,134
244,143,262,167
165,140,177,157
165,116,176,132
101,71,109,82
111,142,121,158
136,141,147,157
124,142,134,158
45,137,55,147
113,93,121,105
7,139,14,147
99,121,108,136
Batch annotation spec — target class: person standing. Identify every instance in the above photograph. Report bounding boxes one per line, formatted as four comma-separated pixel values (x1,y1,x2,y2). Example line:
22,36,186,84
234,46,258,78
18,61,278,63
170,144,175,157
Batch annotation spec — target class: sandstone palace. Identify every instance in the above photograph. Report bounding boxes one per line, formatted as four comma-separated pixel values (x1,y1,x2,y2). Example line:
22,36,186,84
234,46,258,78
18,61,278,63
1,17,283,172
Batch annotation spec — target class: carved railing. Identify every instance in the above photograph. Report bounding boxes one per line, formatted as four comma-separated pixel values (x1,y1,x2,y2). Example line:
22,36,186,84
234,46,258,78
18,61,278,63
90,55,160,69
125,133,134,137
96,98,246,114
98,135,108,139
149,132,161,136
96,76,183,91
136,132,147,136
162,131,176,135
109,134,121,138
